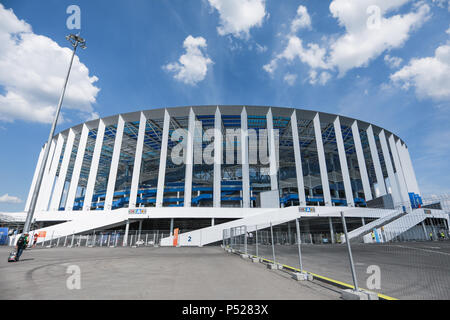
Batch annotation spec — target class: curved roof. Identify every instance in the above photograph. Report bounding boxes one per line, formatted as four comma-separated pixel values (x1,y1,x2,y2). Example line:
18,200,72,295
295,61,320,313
55,105,406,146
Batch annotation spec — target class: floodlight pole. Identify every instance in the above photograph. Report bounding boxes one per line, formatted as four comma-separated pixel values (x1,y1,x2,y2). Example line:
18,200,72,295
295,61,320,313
23,34,86,233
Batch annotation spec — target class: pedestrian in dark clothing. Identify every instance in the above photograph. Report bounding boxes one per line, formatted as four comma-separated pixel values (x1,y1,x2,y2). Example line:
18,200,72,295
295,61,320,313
15,234,29,261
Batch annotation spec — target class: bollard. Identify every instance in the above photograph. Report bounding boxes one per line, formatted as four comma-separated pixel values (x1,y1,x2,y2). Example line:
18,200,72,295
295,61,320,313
145,233,148,246
86,234,90,247
78,234,82,247
107,234,111,247
64,235,67,247
93,233,96,247
56,237,60,247
114,233,119,247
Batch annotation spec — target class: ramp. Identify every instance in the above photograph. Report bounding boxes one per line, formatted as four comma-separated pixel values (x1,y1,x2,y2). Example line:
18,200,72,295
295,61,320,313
161,207,299,247
381,213,427,242
346,209,404,242
14,212,128,245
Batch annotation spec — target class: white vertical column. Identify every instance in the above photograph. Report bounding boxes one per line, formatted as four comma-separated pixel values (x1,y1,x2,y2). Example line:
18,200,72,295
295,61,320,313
397,143,413,193
388,134,410,209
38,134,65,211
156,109,170,207
313,113,332,206
32,139,55,212
105,115,125,210
396,139,416,195
334,117,354,207
83,120,105,210
25,145,46,212
183,108,195,207
400,143,420,195
241,107,250,208
66,124,90,210
35,139,56,211
213,107,222,208
351,121,372,201
291,111,306,206
267,108,278,191
367,125,387,197
379,130,402,206
50,129,76,211
129,112,146,209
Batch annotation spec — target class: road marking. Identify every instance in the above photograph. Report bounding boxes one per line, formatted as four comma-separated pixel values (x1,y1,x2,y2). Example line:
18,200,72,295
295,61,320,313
391,245,450,256
231,249,398,300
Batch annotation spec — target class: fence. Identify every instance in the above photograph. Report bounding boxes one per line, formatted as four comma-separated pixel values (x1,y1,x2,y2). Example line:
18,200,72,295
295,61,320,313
223,208,450,300
8,230,171,248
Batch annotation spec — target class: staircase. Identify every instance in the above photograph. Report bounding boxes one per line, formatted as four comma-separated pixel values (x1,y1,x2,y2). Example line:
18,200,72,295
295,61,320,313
346,209,405,242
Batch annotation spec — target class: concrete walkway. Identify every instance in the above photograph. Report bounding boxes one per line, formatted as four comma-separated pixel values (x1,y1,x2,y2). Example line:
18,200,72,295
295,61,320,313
0,246,340,300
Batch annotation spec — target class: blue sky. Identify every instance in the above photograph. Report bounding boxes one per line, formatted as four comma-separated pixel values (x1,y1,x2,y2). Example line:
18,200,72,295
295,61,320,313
0,0,449,211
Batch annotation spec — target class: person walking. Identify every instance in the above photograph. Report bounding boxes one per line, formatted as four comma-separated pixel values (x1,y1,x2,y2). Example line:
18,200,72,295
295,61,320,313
15,233,29,261
32,233,38,248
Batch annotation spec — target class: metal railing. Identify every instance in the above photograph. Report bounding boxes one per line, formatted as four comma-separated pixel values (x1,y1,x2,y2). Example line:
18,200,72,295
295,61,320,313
223,204,450,300
7,230,170,248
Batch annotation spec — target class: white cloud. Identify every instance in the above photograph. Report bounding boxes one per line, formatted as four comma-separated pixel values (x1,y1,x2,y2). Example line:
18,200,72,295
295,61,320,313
328,0,431,76
255,43,268,53
263,5,328,86
263,36,328,73
432,0,450,11
208,0,267,39
384,54,403,68
0,4,100,124
446,25,450,34
283,73,297,86
390,44,450,101
164,35,213,85
290,5,312,33
0,193,22,204
309,70,332,85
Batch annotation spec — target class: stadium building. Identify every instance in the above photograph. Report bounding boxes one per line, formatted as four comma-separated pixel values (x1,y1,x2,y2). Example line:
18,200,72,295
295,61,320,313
2,106,449,246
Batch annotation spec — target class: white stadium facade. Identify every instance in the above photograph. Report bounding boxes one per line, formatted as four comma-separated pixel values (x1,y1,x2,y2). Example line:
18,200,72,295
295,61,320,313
2,106,449,246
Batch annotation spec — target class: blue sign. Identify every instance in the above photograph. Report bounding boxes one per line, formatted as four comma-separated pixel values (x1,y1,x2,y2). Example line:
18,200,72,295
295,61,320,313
129,208,147,215
299,207,316,213
0,228,9,245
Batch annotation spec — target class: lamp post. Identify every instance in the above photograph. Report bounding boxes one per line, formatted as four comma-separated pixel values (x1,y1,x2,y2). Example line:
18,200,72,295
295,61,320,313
23,34,86,233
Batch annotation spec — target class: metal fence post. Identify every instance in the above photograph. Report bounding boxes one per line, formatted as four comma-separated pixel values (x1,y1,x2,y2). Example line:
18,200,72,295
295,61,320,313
340,211,359,291
295,218,304,273
255,225,259,257
270,222,276,264
71,232,75,247
244,226,248,255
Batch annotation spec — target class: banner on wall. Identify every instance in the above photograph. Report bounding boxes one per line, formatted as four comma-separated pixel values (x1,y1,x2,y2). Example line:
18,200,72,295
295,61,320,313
37,231,47,238
173,228,179,246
